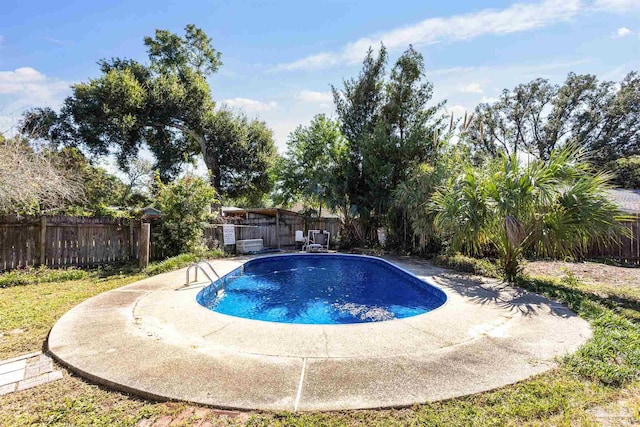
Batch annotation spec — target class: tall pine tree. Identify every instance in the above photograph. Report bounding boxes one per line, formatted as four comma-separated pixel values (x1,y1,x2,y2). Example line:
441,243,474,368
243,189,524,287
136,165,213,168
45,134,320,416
331,45,446,244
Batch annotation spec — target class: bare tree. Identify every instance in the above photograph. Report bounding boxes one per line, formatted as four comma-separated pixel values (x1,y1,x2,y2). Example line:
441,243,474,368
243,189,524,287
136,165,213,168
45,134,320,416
120,158,154,205
0,136,85,214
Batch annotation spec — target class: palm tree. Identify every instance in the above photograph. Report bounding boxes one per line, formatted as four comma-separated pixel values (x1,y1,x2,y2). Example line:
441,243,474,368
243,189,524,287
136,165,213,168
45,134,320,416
432,145,628,282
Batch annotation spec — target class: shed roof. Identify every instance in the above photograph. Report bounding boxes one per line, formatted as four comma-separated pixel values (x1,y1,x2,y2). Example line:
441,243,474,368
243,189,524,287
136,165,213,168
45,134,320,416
221,207,299,217
142,206,162,216
607,189,640,214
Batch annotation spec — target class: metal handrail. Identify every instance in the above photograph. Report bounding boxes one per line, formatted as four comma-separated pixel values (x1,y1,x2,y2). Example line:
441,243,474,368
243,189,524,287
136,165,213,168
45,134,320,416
185,264,214,288
185,260,223,292
196,260,221,283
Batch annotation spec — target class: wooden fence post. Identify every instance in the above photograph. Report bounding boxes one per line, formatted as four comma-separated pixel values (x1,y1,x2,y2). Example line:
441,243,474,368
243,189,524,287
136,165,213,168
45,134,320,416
129,219,135,259
139,222,150,269
40,216,47,266
275,209,281,249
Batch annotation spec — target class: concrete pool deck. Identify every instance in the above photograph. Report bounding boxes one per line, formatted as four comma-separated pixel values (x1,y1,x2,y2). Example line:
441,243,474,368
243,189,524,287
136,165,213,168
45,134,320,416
47,255,591,412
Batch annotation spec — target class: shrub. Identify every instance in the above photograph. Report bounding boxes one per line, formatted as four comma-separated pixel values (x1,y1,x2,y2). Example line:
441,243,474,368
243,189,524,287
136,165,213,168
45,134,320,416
432,145,627,282
433,253,499,278
153,174,217,257
609,155,640,189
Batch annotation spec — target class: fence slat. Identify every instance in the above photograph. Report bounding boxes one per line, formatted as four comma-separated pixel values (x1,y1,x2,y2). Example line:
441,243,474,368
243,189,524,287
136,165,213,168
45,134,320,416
0,215,144,271
585,215,640,264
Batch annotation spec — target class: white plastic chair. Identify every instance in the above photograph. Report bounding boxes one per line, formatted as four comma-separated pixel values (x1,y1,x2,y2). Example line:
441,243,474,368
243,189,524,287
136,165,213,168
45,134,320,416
308,230,330,251
305,230,321,252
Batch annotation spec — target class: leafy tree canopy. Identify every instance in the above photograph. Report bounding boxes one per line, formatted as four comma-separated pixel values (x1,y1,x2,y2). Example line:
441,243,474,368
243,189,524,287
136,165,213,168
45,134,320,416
330,45,447,227
393,141,468,252
209,108,278,206
274,114,347,215
465,72,640,165
609,155,640,189
21,25,275,203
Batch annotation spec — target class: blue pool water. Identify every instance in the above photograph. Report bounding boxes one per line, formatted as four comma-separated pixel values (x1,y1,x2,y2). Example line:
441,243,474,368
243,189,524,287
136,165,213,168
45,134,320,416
196,254,447,324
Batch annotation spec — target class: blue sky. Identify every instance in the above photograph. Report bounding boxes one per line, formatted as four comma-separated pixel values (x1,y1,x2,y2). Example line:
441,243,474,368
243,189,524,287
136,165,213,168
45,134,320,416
1,0,639,154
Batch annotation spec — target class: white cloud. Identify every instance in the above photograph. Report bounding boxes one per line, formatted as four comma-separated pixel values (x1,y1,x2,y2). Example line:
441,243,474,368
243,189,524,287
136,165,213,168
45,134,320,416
612,27,632,38
268,119,301,152
460,82,484,94
0,67,71,136
429,66,476,76
221,97,278,112
44,37,68,45
296,90,333,103
276,53,338,72
0,67,49,93
481,96,499,103
594,0,640,12
276,0,583,71
447,105,468,119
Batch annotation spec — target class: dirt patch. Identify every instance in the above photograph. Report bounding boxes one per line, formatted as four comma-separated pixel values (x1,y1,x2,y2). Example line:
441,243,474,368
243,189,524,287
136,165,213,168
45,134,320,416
523,260,640,289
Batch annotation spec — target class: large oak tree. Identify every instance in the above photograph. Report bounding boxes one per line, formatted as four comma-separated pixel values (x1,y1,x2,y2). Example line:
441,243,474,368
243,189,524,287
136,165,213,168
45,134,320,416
465,72,640,165
22,25,276,202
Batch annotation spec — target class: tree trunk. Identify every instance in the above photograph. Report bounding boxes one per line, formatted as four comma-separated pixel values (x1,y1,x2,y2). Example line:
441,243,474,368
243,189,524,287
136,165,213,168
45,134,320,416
202,152,221,211
169,122,221,212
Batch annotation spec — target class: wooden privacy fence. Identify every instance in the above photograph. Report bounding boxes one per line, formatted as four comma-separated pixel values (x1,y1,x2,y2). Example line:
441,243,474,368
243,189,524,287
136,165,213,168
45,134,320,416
585,215,640,264
1,213,342,271
4,212,639,270
308,218,342,242
0,215,146,271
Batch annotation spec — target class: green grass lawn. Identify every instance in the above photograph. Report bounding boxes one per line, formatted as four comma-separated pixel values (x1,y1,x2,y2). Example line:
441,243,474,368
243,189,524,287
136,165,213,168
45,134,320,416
0,257,638,426
0,270,145,359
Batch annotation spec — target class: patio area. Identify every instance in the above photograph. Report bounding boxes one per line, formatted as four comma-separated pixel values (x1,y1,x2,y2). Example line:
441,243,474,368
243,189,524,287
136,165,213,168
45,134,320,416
47,255,591,412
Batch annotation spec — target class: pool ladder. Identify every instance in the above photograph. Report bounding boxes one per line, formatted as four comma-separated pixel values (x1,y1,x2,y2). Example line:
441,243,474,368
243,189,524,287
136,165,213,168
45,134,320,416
185,260,223,292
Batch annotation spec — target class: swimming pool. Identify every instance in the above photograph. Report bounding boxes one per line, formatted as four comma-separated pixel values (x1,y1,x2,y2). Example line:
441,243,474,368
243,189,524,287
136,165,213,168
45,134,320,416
196,254,447,324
